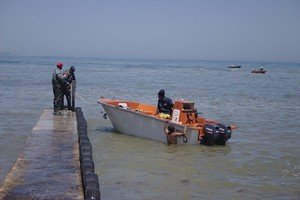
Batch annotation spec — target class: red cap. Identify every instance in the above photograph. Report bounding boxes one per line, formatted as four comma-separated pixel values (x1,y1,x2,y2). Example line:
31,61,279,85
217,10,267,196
56,62,63,69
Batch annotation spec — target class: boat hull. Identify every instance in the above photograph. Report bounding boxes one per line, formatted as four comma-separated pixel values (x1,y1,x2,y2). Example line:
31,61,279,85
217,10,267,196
100,103,201,145
227,65,241,68
251,70,266,74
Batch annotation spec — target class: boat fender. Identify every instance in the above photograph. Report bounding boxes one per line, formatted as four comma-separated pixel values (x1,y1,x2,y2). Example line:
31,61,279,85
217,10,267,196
80,141,93,151
80,154,93,163
85,180,100,193
85,187,101,200
83,172,99,187
81,160,95,175
79,135,90,143
83,172,101,200
80,149,93,161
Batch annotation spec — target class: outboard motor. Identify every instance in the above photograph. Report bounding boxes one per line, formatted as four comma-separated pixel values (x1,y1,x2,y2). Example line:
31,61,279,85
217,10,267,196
215,124,231,146
201,124,220,146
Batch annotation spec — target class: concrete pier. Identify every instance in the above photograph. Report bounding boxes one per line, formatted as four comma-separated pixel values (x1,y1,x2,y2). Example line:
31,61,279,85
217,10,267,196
0,109,84,200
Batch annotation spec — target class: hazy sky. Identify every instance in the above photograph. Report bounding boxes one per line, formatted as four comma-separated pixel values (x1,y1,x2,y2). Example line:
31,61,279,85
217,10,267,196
0,0,299,62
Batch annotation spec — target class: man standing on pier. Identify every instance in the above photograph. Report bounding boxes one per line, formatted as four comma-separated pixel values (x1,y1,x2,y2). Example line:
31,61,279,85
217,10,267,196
52,62,68,115
63,66,76,110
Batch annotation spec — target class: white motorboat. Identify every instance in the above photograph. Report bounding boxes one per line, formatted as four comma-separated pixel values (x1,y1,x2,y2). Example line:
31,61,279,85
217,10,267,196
97,97,237,146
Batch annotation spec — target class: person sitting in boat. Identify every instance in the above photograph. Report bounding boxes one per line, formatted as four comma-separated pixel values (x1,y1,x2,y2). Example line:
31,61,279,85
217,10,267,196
164,122,185,145
156,89,174,118
260,67,264,71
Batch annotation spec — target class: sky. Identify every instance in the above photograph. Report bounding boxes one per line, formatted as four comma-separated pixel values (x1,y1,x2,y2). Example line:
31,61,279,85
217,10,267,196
0,0,299,62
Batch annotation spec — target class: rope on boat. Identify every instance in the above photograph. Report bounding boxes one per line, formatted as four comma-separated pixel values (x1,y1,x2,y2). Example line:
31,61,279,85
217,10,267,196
76,92,90,104
182,126,188,143
75,93,108,119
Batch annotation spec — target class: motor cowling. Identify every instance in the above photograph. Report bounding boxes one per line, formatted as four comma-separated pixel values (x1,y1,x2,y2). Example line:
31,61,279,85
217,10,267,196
201,123,220,146
215,124,231,146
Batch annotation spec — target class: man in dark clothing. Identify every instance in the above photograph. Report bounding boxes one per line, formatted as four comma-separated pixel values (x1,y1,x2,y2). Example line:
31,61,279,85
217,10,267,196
65,66,76,84
156,89,174,115
63,66,76,110
52,62,68,115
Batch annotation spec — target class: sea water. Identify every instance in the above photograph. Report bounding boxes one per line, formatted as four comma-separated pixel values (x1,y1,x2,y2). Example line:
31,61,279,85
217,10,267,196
0,56,299,199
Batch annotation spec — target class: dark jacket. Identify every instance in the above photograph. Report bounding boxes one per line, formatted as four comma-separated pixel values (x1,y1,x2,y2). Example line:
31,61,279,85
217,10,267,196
157,96,174,115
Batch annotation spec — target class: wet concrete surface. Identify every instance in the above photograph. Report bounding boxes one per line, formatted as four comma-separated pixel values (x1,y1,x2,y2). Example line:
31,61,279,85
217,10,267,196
0,109,83,200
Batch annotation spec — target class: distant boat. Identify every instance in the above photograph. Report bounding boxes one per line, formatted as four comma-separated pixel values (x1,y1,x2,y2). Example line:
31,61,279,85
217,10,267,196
251,69,266,74
227,65,241,69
